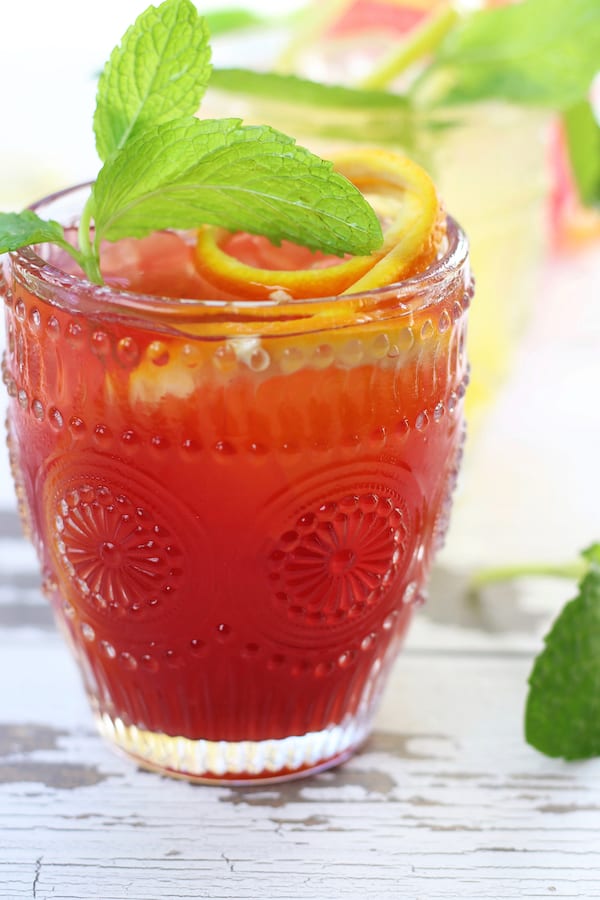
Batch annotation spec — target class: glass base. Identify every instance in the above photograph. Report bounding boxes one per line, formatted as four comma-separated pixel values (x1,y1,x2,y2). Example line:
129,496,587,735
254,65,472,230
95,712,371,784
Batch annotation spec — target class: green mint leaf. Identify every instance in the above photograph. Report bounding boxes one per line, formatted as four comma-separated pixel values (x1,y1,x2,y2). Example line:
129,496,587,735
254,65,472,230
205,8,267,36
0,211,68,254
0,210,96,279
563,101,600,209
582,544,600,568
92,117,383,256
211,68,411,111
94,0,211,161
419,0,600,110
525,547,600,759
209,68,421,151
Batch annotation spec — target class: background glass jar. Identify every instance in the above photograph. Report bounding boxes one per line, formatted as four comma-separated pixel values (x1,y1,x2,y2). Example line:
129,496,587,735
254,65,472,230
204,78,550,429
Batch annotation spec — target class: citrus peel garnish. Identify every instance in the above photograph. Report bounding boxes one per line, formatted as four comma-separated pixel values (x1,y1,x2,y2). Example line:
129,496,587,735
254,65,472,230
194,148,444,301
336,149,444,292
196,227,374,299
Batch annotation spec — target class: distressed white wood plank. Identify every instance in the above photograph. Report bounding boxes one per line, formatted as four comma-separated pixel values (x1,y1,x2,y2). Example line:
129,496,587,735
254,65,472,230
1,631,600,899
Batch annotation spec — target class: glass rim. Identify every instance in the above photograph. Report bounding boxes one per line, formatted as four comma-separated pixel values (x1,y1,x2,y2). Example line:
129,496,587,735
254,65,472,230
8,181,470,325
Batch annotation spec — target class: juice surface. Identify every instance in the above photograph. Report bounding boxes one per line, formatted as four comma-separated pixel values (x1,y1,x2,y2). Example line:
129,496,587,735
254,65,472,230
3,229,470,750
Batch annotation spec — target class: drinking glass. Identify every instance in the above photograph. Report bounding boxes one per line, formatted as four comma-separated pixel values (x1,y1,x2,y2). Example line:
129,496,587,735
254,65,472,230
2,184,471,782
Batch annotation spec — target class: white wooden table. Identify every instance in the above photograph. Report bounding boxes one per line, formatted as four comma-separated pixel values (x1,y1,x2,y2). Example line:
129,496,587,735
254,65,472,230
1,244,599,898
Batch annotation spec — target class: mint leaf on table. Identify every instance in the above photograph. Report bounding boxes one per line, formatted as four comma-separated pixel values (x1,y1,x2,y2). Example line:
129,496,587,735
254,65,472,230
525,544,600,760
416,0,600,111
91,117,383,256
563,101,600,209
94,0,211,161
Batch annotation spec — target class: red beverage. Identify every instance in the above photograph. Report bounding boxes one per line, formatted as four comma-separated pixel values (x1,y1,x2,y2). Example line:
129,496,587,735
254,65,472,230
2,182,471,782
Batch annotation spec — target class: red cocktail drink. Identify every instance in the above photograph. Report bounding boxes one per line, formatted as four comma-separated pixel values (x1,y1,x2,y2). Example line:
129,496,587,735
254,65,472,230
2,175,471,781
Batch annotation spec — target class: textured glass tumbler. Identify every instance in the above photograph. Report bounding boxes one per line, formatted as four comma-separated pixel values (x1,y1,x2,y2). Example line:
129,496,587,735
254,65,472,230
2,186,471,783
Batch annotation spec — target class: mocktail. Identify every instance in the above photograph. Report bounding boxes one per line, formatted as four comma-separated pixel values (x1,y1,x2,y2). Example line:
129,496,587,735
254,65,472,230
2,155,471,781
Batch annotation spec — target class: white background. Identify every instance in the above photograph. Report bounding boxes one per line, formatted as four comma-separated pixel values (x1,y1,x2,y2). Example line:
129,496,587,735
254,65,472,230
0,0,296,207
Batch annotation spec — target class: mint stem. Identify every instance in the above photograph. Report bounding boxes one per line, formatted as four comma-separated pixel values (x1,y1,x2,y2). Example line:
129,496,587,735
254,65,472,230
77,193,103,284
470,560,588,592
360,3,460,90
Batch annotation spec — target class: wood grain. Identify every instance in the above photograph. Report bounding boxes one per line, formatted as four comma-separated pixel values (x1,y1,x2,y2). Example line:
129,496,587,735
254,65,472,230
2,624,600,899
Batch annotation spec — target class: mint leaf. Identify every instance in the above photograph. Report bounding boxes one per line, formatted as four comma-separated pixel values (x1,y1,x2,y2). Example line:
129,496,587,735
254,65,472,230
209,69,421,150
582,544,600,567
205,8,267,36
0,211,92,277
0,211,70,254
525,545,600,759
91,117,383,256
419,0,600,110
563,101,600,209
94,0,211,161
211,68,411,111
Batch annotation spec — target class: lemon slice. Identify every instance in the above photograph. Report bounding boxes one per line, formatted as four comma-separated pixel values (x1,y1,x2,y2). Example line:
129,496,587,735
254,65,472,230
194,148,443,301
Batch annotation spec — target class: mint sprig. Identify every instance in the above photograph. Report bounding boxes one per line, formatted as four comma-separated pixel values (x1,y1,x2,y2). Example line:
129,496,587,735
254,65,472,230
0,0,383,285
417,0,600,111
526,545,600,760
91,117,379,256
